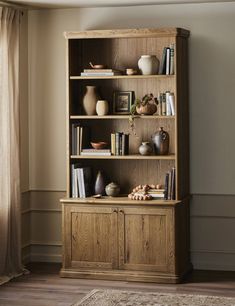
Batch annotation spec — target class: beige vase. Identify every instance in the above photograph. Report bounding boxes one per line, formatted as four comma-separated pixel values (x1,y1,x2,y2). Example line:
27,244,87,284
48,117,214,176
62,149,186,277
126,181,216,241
96,100,109,116
83,86,98,115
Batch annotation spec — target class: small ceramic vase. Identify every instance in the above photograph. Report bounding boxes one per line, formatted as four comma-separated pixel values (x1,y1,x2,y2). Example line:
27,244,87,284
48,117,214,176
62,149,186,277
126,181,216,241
96,100,109,116
83,86,99,115
151,127,169,155
94,171,106,195
138,55,159,75
139,142,153,156
105,182,120,197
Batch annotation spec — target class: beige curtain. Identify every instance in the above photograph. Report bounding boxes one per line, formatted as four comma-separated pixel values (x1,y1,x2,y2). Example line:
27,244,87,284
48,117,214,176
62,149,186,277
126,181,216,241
0,7,24,285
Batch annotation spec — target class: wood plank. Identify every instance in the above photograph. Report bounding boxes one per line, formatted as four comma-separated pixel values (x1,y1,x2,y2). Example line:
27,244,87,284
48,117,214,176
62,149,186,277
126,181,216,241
70,154,176,160
64,28,190,39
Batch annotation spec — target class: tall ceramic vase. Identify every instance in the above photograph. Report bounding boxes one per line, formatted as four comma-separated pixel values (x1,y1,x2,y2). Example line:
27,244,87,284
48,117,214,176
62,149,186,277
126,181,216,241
94,171,106,195
83,86,98,115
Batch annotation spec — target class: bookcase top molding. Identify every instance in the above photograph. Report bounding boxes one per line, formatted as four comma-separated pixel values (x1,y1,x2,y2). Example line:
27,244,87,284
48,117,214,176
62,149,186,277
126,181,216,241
64,27,190,39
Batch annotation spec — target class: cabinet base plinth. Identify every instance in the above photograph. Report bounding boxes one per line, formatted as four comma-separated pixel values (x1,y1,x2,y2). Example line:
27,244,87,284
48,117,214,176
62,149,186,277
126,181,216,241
60,266,192,284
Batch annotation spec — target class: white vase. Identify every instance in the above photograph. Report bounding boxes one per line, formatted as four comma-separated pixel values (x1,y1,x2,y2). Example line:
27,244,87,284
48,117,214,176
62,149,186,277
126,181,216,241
96,100,109,116
138,55,159,75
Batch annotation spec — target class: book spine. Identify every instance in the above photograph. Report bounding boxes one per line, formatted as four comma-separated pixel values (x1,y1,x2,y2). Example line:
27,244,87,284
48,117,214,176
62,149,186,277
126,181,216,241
121,134,125,156
166,48,171,75
164,172,169,200
162,93,166,116
171,167,176,200
124,134,129,155
169,93,175,116
165,91,172,116
71,124,76,155
76,126,80,155
111,133,116,155
77,168,83,198
119,133,123,155
71,164,75,197
115,132,121,155
159,47,167,74
168,169,172,200
170,44,174,75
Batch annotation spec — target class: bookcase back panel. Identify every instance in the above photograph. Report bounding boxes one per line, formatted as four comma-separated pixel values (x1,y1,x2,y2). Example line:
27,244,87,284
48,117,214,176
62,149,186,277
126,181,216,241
74,119,175,155
70,159,175,195
69,37,176,76
70,78,176,116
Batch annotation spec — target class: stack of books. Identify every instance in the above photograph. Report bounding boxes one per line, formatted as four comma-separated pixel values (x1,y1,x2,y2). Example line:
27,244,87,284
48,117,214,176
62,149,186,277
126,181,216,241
71,165,92,198
133,188,165,199
164,167,176,200
159,44,174,75
111,132,129,155
81,149,111,156
81,69,122,77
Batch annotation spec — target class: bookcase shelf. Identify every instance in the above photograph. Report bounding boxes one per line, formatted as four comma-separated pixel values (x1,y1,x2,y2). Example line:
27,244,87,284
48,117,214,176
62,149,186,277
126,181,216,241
70,74,175,80
60,27,191,284
70,115,175,120
70,154,176,160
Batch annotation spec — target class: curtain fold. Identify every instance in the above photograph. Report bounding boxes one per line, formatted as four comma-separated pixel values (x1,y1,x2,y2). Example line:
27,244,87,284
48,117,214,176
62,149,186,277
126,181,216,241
0,6,25,285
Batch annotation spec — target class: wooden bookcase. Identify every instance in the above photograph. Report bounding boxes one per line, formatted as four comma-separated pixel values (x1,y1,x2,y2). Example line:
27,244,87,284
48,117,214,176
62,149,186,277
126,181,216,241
60,28,191,283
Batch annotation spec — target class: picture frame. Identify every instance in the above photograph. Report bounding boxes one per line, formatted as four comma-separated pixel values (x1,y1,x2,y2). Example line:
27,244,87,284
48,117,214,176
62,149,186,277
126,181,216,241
113,91,134,114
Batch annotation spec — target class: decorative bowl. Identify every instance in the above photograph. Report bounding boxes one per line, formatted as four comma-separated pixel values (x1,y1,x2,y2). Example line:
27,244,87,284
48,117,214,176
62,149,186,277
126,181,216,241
126,68,137,75
90,141,108,149
89,62,106,69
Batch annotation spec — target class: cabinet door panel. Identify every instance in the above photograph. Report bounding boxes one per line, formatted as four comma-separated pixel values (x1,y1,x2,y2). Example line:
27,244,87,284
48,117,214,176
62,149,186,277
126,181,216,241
64,206,118,269
119,208,175,272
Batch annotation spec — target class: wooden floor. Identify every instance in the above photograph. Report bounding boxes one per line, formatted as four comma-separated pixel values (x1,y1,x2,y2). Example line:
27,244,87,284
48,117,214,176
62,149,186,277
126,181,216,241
0,263,235,306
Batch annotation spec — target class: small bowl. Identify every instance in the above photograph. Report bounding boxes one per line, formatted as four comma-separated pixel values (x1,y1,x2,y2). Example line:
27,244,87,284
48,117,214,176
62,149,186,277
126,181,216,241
91,141,108,149
89,62,106,69
126,68,137,75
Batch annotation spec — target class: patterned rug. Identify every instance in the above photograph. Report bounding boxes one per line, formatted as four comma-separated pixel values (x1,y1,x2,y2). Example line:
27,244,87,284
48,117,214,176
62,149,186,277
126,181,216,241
74,289,235,306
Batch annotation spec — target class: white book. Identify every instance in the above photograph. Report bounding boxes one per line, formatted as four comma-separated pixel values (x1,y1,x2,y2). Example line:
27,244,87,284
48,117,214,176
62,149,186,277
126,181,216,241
81,72,122,76
165,91,172,116
74,168,78,198
71,164,75,197
170,44,175,75
81,151,111,156
76,168,83,198
169,93,175,116
166,48,171,75
79,168,86,198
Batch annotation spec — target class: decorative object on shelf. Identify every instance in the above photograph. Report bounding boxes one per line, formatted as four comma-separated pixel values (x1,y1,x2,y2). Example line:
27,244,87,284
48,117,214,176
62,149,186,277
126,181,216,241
90,141,108,150
138,55,159,75
131,93,157,115
113,91,133,114
128,184,165,200
96,100,109,116
105,182,120,197
94,170,106,195
83,85,99,115
89,62,106,69
126,68,137,75
152,127,169,155
139,142,152,156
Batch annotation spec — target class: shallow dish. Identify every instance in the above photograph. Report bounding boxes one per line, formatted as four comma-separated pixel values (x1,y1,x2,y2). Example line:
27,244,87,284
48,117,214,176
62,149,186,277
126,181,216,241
90,141,108,149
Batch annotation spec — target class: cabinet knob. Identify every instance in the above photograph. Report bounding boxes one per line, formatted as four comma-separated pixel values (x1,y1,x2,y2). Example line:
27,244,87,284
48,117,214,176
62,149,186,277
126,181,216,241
113,209,118,213
119,209,124,213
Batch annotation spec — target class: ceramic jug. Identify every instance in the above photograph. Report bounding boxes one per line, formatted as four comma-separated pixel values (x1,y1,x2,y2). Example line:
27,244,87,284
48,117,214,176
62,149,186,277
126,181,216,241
152,127,169,155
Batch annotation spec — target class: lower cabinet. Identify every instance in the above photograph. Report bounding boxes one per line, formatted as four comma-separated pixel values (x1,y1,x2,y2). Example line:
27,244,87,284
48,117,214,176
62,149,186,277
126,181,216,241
61,201,191,283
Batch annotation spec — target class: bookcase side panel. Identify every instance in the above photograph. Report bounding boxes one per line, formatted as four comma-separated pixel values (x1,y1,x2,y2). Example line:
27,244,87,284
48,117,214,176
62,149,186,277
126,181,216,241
175,36,189,200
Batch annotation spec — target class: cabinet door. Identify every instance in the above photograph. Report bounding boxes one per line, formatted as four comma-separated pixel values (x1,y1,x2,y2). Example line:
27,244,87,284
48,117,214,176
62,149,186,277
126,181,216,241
118,207,175,273
63,205,118,270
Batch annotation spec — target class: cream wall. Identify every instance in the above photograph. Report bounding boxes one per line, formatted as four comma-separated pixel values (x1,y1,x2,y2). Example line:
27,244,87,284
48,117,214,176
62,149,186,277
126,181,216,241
24,3,235,268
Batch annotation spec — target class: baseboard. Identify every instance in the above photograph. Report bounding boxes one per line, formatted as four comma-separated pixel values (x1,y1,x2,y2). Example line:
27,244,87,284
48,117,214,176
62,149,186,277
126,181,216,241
30,253,62,263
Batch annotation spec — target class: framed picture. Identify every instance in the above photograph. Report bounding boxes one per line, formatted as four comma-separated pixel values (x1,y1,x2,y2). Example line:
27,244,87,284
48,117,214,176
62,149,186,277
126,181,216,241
113,91,134,114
